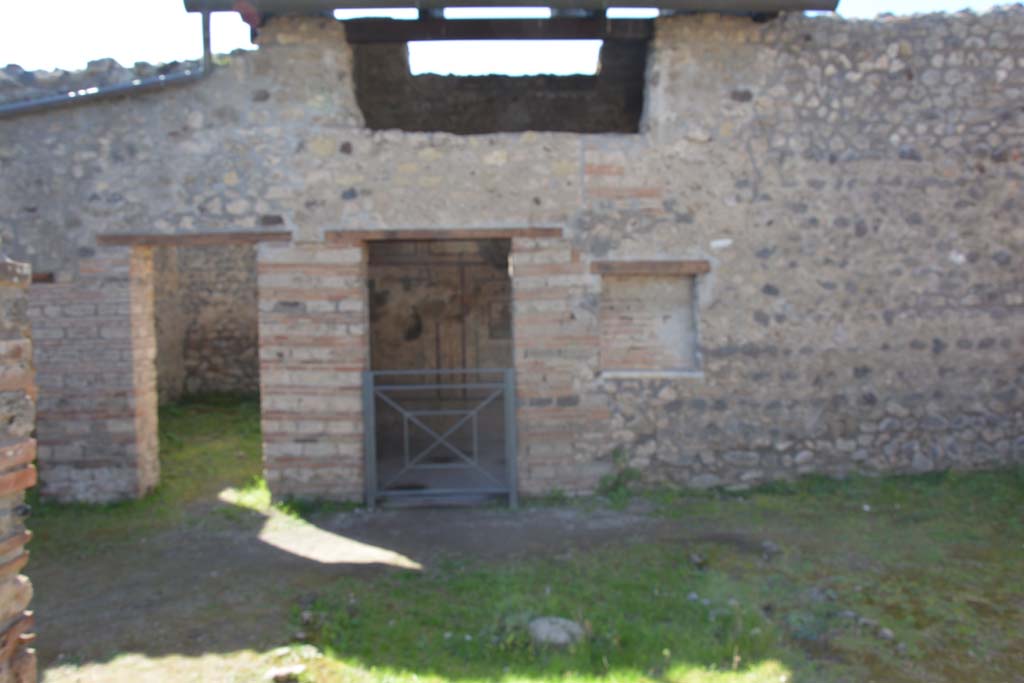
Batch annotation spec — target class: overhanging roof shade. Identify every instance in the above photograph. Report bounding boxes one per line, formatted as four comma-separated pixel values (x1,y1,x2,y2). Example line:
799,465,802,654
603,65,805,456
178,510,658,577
184,1,839,14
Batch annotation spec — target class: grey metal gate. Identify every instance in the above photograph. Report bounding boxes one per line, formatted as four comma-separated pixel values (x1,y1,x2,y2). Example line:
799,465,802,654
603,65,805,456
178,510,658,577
362,368,518,509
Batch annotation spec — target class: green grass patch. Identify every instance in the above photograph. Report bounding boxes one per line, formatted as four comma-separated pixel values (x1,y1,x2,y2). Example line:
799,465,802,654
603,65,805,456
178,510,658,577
29,394,264,560
304,466,1024,683
668,467,1024,683
305,545,794,683
596,447,644,509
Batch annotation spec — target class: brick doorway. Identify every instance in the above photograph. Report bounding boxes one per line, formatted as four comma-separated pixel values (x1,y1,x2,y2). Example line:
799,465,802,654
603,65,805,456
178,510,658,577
363,239,517,507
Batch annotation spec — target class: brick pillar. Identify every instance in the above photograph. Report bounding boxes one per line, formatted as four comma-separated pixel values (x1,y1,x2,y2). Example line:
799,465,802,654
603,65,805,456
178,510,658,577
510,236,610,495
28,246,159,503
0,257,38,683
257,241,368,501
129,248,160,494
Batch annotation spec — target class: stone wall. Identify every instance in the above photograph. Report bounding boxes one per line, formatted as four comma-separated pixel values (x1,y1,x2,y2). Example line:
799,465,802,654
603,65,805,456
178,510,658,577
153,247,187,403
588,10,1024,487
1,8,1022,500
0,256,37,683
153,244,259,403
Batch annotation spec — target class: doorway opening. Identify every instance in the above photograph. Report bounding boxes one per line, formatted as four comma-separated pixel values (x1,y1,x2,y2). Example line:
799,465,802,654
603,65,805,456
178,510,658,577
153,244,260,404
364,239,516,507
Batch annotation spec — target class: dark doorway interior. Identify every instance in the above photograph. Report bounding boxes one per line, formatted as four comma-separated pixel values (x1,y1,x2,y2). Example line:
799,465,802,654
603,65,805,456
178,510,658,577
366,239,515,505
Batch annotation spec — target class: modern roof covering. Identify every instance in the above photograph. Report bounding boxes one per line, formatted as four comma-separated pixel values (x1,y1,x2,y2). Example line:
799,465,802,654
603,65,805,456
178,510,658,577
183,1,840,14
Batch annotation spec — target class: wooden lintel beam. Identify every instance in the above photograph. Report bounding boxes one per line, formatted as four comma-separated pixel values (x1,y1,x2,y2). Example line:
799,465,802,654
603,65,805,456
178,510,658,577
325,228,563,243
591,260,711,276
343,18,654,43
96,231,292,248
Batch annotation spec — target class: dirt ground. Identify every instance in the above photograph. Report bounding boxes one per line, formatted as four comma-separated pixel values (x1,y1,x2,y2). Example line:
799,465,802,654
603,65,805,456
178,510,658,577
35,501,715,683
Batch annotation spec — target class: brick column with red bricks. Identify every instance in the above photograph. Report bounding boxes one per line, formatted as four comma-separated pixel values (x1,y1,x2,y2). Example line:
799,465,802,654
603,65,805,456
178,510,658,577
0,255,38,683
257,240,369,501
510,236,612,495
27,246,159,503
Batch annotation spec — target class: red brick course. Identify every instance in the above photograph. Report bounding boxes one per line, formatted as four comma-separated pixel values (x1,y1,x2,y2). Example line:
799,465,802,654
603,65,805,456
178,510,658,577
27,247,159,503
0,257,37,683
257,243,369,501
510,237,609,495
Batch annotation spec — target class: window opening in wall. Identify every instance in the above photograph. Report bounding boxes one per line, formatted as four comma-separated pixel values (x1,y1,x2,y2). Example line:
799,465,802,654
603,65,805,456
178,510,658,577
598,273,701,377
365,239,516,506
408,39,602,76
352,36,647,133
606,7,661,18
443,7,552,20
334,8,418,20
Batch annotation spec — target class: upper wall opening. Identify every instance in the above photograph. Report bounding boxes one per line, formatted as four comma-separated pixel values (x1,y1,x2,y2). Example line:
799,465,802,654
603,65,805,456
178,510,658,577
408,39,602,77
352,39,648,134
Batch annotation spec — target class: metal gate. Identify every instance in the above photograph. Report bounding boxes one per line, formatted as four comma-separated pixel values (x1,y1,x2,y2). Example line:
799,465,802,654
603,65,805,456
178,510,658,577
362,368,517,509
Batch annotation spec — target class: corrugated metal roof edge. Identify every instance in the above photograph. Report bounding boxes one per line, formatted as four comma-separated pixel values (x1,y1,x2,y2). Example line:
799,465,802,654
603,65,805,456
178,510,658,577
184,1,839,15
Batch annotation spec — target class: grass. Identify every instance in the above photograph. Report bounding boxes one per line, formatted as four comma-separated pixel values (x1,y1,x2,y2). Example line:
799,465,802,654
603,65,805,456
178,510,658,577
657,469,1024,682
304,468,1024,682
29,396,1024,682
596,447,643,509
303,546,791,683
28,393,263,560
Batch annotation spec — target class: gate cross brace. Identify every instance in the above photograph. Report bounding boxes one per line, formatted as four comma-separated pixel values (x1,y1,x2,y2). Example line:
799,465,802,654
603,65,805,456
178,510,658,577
376,389,504,489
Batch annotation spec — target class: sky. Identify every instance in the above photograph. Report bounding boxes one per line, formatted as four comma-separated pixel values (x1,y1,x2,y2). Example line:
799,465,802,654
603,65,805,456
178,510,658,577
0,1,1016,77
